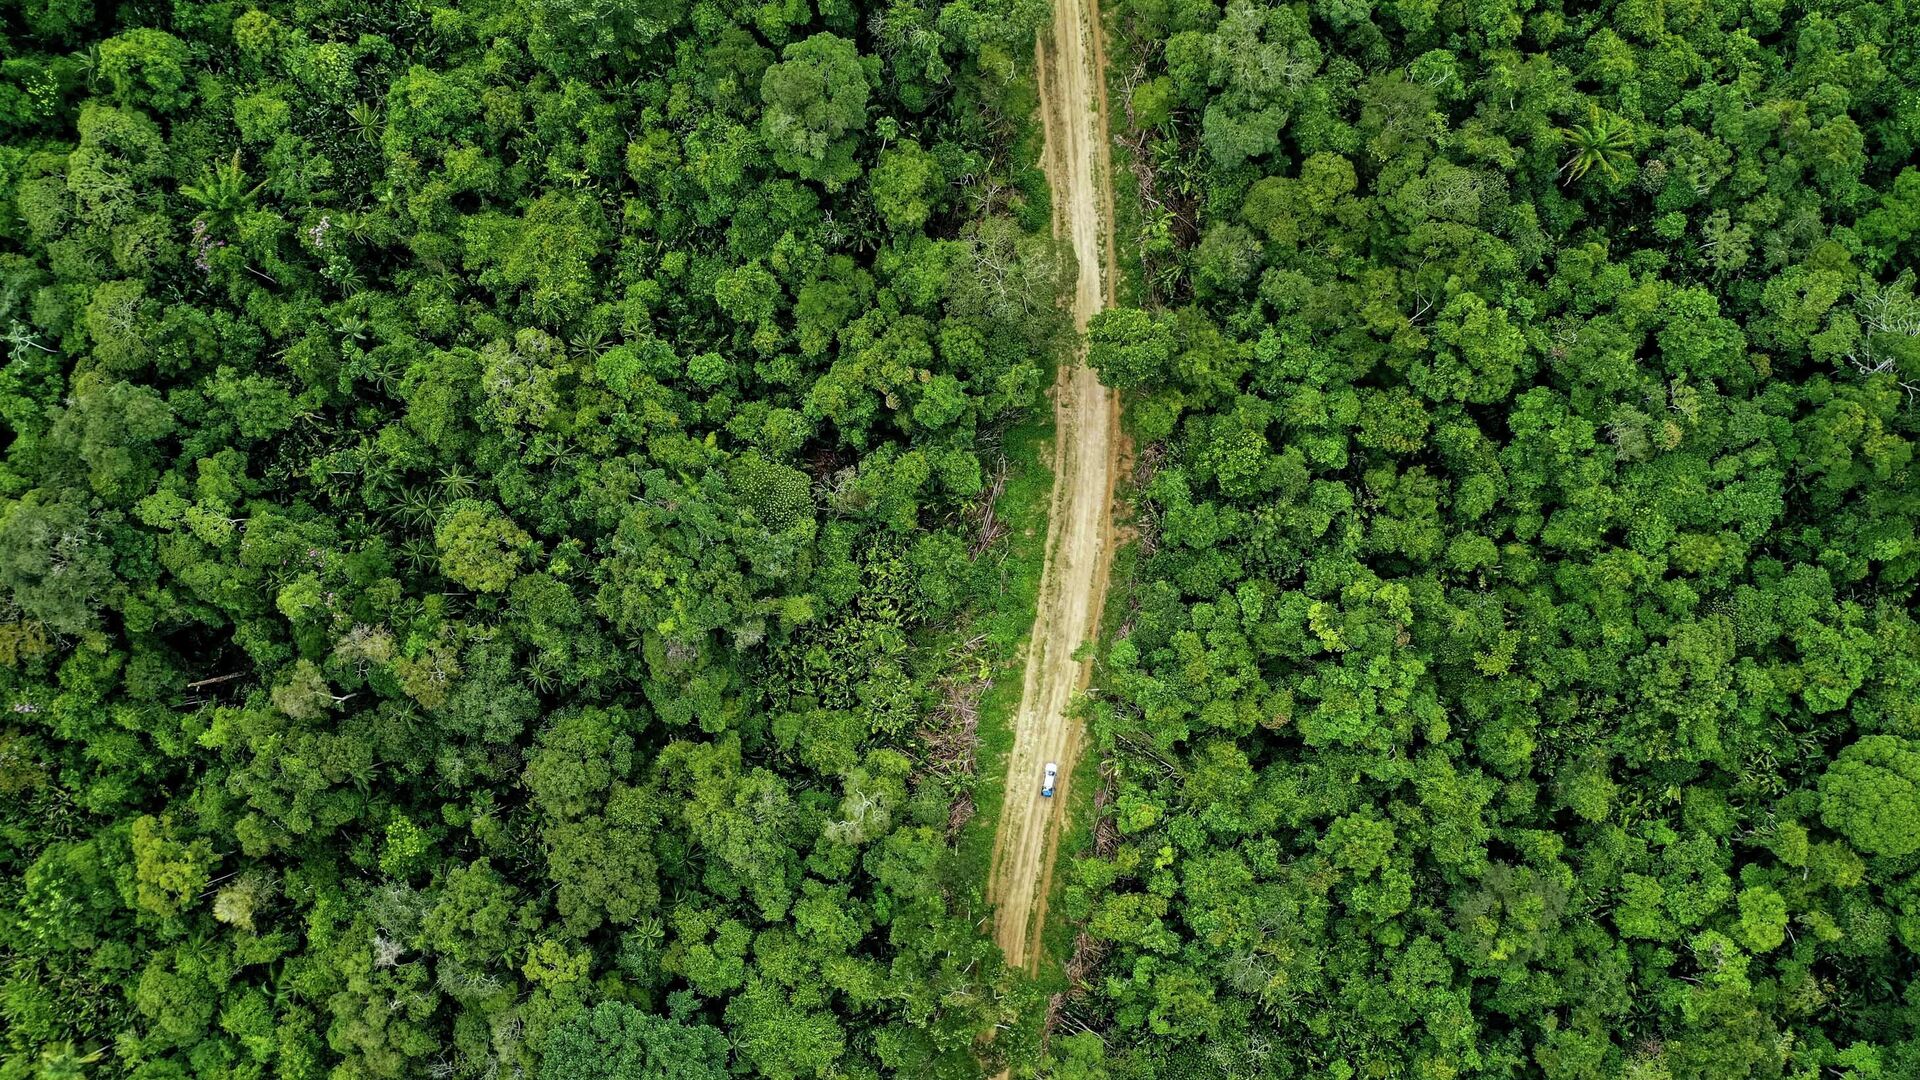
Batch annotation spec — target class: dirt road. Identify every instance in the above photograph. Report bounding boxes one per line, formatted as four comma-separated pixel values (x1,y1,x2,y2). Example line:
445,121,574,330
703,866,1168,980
984,0,1120,975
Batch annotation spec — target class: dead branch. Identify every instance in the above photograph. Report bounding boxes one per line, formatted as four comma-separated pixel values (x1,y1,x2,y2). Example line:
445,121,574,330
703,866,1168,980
968,459,1012,559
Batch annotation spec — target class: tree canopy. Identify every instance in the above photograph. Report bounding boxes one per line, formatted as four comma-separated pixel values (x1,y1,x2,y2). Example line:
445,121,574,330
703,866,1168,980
1051,0,1920,1076
0,0,1061,1074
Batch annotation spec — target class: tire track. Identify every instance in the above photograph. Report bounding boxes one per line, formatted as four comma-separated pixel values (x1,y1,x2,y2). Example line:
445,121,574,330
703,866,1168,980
984,0,1121,977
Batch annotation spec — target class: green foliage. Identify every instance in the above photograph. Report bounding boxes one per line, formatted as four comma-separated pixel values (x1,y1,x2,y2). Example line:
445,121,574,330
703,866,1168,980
1820,737,1920,857
0,493,116,634
1060,0,1920,1075
129,815,213,917
178,151,266,231
760,34,871,188
97,29,191,112
871,140,944,232
539,1002,728,1080
379,818,432,878
1086,307,1176,390
435,501,533,594
0,1,1055,1075
1557,107,1636,184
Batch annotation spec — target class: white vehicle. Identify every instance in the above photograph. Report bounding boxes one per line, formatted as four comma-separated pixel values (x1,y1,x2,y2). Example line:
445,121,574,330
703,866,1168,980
1042,762,1059,798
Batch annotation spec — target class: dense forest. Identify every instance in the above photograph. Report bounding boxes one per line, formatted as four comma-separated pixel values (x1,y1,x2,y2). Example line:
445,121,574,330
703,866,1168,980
0,0,1071,1075
1053,0,1920,1078
6,0,1920,1074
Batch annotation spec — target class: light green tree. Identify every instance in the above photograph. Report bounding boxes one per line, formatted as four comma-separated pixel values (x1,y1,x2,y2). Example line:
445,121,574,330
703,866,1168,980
1820,736,1920,856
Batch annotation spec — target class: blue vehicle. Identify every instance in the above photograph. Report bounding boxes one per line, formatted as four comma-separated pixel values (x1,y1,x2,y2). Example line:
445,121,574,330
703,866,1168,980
1042,762,1058,798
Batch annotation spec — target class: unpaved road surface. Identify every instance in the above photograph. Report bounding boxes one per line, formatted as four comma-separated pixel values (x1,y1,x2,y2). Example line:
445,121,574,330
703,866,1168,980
985,0,1120,975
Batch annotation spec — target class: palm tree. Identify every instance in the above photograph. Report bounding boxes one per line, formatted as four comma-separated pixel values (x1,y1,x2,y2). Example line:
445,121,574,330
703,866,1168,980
179,150,266,227
37,1043,104,1080
1557,107,1635,184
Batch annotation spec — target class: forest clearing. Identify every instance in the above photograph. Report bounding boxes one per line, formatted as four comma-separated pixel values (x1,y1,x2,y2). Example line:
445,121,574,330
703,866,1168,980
984,0,1124,975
